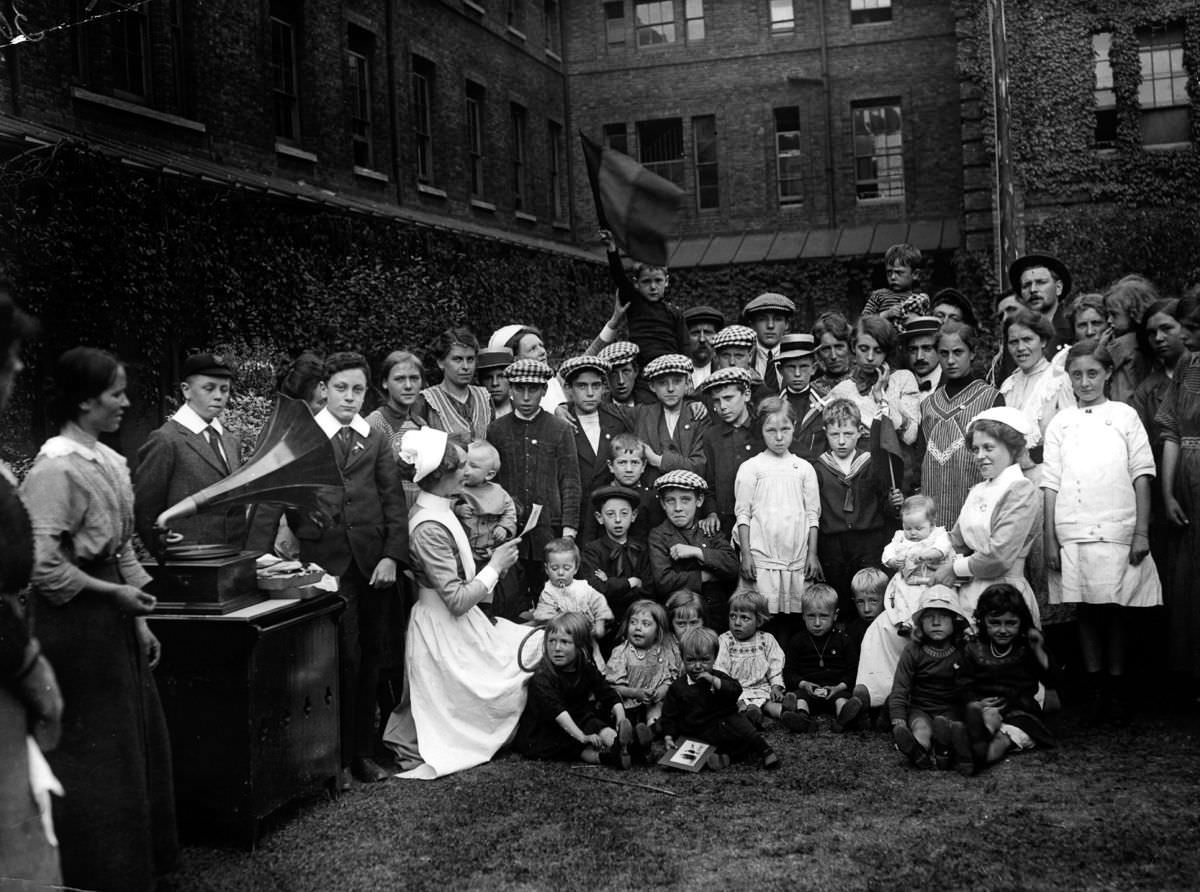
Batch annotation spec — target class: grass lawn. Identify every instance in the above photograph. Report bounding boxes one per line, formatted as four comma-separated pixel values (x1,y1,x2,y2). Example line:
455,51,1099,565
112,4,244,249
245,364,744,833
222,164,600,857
174,701,1200,891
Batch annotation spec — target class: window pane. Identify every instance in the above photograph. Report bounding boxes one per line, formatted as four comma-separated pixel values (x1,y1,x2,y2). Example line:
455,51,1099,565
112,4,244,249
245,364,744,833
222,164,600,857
852,101,904,200
605,2,626,45
773,107,803,205
637,117,685,186
851,0,892,25
770,0,794,33
604,122,629,155
692,115,718,209
635,1,676,45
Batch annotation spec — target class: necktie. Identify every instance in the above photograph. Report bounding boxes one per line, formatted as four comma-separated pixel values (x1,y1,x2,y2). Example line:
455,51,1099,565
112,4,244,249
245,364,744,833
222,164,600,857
338,427,355,467
613,544,627,579
764,350,779,391
204,425,229,474
919,379,933,392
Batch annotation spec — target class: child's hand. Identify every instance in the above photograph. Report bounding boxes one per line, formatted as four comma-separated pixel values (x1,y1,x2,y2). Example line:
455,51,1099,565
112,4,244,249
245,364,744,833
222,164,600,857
555,403,581,432
643,445,663,469
897,622,912,637
812,687,830,700
663,735,676,751
1129,531,1150,566
598,228,616,252
638,687,655,704
696,671,716,687
491,526,510,544
593,569,609,583
799,681,815,695
892,718,906,729
1044,537,1061,572
698,513,720,537
627,576,642,590
608,292,629,325
1027,627,1045,650
688,401,709,422
769,685,785,703
583,732,604,750
889,487,904,510
739,551,757,583
669,543,703,562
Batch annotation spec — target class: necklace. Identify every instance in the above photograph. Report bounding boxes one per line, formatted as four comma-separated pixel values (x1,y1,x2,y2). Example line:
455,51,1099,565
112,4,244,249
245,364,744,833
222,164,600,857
990,641,1013,659
809,633,833,668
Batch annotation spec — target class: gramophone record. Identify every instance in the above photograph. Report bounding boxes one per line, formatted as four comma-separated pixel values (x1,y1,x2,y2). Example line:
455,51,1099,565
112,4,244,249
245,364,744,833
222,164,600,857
163,543,242,561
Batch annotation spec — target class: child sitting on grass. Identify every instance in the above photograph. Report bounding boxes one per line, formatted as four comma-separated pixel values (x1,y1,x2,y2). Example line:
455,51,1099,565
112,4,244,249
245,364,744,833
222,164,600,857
604,600,679,739
782,583,868,733
661,627,780,771
515,613,632,769
533,538,612,666
716,590,805,731
847,567,887,650
954,584,1058,776
889,586,968,769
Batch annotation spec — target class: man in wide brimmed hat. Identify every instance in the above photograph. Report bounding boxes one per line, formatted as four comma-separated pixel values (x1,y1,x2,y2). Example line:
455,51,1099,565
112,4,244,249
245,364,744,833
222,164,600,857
1009,254,1073,353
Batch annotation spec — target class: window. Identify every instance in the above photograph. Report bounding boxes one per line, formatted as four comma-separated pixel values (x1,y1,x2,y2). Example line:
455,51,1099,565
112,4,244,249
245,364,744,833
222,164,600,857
850,0,892,25
685,0,705,42
466,81,486,197
545,0,561,53
773,106,803,205
1093,32,1117,149
511,103,528,211
769,0,794,34
549,120,566,221
603,122,629,155
412,56,435,182
852,101,905,200
112,4,150,98
1138,24,1189,146
637,118,685,186
605,2,626,47
347,26,374,168
635,2,676,46
270,2,301,141
692,115,719,210
168,0,193,116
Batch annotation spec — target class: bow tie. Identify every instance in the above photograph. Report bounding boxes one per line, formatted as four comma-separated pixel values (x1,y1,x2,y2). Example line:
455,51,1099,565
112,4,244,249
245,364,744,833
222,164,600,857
919,379,934,392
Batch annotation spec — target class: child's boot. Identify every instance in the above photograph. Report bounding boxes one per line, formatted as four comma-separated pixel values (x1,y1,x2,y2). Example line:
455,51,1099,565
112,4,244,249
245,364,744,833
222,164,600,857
744,704,764,728
761,747,781,770
892,724,931,768
780,709,813,733
705,751,731,771
949,721,977,776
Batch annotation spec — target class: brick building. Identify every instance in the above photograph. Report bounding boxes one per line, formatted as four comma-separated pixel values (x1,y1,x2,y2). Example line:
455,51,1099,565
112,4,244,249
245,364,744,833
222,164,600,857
0,0,586,260
565,0,965,269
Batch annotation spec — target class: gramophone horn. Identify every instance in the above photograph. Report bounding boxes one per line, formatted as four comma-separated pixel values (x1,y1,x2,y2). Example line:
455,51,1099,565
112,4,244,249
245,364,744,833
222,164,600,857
154,394,344,530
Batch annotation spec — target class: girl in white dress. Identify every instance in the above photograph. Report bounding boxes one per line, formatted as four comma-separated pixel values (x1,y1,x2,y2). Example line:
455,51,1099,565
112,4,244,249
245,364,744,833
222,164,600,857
383,428,538,779
1043,341,1161,723
733,397,821,622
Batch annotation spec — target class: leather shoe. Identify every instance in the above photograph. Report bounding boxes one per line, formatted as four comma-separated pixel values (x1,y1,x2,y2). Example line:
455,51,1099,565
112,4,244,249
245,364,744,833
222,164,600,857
351,756,391,783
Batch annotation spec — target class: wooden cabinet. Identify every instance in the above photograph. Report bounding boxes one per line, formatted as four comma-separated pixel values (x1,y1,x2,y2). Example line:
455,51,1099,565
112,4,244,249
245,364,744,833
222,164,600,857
148,594,343,848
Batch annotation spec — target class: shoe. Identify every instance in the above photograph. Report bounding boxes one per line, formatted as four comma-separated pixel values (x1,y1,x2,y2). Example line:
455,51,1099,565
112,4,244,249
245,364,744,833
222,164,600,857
893,725,930,767
1006,712,1056,748
964,702,992,766
616,718,634,746
339,767,353,791
628,722,654,764
933,747,952,771
351,756,391,783
600,737,632,770
779,710,813,733
950,722,977,776
837,697,864,731
931,715,954,748
782,692,799,713
744,705,764,728
762,748,781,770
705,751,731,771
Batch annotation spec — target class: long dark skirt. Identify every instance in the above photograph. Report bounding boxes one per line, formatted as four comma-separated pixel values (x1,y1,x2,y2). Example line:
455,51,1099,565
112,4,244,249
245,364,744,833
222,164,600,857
35,568,178,892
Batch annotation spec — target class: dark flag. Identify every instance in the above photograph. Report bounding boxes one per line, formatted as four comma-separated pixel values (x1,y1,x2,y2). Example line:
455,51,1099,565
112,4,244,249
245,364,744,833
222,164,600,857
580,131,683,268
870,415,904,495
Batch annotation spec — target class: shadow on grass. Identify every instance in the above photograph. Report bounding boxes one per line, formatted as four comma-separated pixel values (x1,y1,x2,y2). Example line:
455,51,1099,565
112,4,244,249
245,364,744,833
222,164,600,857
174,705,1200,891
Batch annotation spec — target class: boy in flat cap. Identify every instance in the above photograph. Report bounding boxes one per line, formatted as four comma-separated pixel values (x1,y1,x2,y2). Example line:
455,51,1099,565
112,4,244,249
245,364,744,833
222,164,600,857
742,292,795,393
487,358,582,612
135,352,245,547
632,354,709,489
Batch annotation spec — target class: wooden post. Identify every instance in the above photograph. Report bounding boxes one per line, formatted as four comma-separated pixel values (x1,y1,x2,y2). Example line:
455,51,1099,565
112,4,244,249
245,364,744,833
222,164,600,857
987,0,1019,288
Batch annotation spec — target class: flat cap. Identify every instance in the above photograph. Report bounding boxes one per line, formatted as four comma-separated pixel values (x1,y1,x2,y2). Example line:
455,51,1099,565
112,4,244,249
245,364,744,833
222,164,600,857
181,352,234,379
698,366,754,393
503,358,555,384
590,484,643,510
683,305,725,329
558,354,611,382
709,324,757,352
741,292,795,320
598,341,640,366
653,469,709,493
642,353,694,379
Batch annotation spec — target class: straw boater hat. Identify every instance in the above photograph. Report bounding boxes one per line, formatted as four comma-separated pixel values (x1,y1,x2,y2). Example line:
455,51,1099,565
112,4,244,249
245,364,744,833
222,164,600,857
502,358,554,384
775,332,817,360
709,325,757,352
897,316,942,341
399,427,449,483
698,366,754,394
970,406,1034,439
475,348,514,373
589,484,643,510
558,355,611,383
1008,254,1073,302
598,341,640,367
641,354,693,380
741,292,796,322
652,469,709,494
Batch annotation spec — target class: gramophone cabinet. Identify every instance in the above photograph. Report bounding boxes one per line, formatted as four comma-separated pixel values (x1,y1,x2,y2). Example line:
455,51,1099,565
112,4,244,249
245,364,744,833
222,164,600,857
148,593,343,848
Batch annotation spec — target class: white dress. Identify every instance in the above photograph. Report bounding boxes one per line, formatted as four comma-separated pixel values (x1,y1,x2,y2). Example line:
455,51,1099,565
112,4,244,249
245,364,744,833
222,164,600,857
950,463,1042,624
732,451,820,614
1042,402,1163,607
383,492,540,779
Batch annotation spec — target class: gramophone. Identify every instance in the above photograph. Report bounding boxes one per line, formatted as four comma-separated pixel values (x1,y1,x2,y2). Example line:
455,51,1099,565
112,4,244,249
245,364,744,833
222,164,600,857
144,395,344,614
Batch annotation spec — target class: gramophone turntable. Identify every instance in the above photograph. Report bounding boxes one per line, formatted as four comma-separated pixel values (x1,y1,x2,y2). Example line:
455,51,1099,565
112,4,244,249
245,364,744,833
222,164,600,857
142,395,344,614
